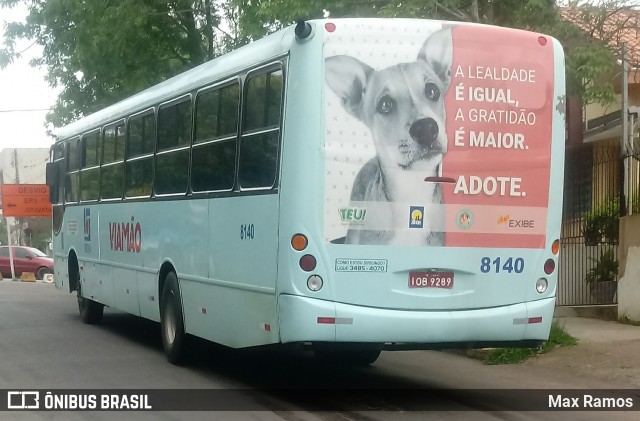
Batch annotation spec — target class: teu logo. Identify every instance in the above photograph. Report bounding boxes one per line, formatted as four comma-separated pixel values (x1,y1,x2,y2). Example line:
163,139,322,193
338,208,367,224
498,215,535,228
409,206,424,229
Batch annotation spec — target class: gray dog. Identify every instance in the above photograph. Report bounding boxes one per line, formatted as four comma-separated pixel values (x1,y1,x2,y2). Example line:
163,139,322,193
326,27,453,246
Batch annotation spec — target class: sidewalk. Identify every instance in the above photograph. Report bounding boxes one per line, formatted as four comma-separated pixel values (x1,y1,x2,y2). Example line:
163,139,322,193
555,315,640,343
524,312,640,387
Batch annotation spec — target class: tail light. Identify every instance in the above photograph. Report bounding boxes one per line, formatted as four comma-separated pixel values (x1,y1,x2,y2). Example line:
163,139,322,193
299,254,317,272
291,234,308,251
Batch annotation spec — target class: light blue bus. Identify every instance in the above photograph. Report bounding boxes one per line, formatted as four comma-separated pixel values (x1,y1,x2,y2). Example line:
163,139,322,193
47,18,565,365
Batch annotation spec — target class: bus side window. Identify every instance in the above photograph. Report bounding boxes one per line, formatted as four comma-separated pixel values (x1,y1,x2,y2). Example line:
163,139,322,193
80,131,101,202
65,137,80,203
126,112,155,198
192,81,239,192
239,68,283,189
155,98,192,195
101,123,125,200
50,142,65,204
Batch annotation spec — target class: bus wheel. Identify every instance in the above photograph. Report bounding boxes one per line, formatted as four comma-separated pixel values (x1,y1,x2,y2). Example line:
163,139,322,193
77,278,104,324
313,343,383,366
160,272,188,364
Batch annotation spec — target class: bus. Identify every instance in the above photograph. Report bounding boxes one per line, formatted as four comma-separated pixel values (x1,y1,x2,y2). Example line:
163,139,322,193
46,18,565,365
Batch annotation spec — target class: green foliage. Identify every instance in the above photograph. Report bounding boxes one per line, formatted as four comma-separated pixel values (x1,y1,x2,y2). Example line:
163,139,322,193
485,347,539,365
583,197,621,245
543,321,578,349
0,0,633,127
1,0,225,126
380,0,558,28
484,321,577,365
240,0,623,106
585,248,618,285
582,196,639,245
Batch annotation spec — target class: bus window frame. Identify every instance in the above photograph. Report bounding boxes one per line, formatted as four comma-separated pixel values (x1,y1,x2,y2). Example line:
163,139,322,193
191,77,241,195
154,94,193,197
237,62,285,193
79,129,102,203
47,142,65,205
100,119,126,202
65,136,81,204
125,107,156,200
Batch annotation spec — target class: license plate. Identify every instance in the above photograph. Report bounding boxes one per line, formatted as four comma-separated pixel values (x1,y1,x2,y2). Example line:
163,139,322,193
409,271,454,289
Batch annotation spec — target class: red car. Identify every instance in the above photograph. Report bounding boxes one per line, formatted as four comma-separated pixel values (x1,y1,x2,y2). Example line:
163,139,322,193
0,246,54,280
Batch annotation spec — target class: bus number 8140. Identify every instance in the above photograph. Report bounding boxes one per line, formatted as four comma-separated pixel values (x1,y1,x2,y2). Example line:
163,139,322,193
480,257,525,274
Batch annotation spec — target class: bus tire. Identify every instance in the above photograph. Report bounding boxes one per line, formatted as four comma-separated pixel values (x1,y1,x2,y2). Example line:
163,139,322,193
77,280,104,324
160,272,188,364
313,343,382,366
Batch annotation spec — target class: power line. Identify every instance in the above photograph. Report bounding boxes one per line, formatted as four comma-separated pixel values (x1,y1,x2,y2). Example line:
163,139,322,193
0,108,52,113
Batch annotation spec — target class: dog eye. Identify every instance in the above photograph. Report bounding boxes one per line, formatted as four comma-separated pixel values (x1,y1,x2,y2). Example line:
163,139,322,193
377,95,395,114
425,83,440,101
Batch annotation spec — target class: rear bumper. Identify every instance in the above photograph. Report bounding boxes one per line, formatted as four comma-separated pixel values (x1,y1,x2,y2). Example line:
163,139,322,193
278,294,555,346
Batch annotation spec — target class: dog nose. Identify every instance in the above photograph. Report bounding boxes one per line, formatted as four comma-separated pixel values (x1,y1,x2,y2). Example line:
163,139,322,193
409,118,439,146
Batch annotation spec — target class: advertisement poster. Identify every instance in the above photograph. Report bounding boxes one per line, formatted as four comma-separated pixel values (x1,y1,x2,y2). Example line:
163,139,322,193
324,21,554,248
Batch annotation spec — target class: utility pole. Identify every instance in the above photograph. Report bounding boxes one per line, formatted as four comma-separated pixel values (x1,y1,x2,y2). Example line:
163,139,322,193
12,148,23,246
620,44,628,217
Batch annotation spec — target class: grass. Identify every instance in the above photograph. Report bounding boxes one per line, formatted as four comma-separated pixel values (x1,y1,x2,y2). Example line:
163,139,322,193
618,315,640,326
482,321,577,365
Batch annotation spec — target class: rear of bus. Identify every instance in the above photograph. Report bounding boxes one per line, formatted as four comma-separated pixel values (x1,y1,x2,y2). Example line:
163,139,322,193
278,19,565,354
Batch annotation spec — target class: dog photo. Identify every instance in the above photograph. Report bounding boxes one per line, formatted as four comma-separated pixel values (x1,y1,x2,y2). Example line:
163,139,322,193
325,26,453,246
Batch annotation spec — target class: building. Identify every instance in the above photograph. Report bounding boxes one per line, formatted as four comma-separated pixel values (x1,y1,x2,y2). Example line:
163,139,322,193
558,6,640,306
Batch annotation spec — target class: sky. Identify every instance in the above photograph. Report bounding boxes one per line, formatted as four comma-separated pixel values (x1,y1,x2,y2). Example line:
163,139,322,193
0,4,59,152
0,0,620,154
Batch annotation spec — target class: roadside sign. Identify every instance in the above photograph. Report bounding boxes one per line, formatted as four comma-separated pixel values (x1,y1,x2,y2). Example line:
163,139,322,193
1,184,52,217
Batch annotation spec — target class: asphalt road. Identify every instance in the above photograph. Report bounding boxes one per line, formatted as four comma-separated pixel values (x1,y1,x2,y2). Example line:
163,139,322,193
0,280,637,421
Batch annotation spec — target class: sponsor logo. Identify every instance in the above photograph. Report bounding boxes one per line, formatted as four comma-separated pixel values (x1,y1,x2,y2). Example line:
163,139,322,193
498,214,535,228
456,209,474,230
409,206,424,229
338,208,367,224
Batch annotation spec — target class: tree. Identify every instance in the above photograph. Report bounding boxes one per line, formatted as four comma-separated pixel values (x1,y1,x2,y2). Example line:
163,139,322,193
557,0,640,105
1,0,635,128
0,0,227,126
236,0,631,105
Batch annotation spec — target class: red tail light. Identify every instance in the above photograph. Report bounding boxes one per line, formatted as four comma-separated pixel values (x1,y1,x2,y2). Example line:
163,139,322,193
543,259,555,275
299,254,317,272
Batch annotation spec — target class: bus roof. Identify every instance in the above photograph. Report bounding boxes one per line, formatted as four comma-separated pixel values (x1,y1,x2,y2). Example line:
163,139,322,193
53,23,296,141
53,18,557,143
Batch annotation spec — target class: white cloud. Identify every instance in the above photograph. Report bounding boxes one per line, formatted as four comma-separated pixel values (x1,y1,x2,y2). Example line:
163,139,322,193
0,4,60,151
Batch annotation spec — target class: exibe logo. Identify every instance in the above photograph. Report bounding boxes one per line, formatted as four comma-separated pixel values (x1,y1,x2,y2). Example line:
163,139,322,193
338,208,367,224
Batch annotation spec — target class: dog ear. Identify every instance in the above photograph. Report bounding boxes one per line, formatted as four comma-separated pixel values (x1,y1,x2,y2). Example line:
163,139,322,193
417,27,453,91
325,55,374,121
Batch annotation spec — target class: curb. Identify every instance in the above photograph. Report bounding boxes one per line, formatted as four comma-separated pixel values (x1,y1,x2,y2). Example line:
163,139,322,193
554,305,617,321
